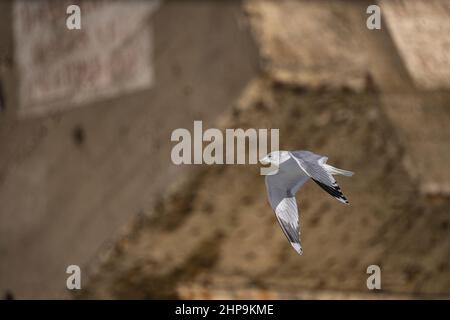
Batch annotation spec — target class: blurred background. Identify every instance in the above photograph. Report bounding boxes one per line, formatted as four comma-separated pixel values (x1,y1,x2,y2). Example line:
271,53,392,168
0,0,449,299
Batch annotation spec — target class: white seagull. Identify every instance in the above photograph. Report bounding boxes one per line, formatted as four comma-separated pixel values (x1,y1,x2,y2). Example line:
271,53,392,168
260,150,354,255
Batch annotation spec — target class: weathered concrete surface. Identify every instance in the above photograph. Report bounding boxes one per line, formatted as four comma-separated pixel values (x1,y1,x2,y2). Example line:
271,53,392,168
377,0,450,195
381,93,450,196
13,0,159,116
245,0,373,91
245,0,414,93
382,0,450,90
0,0,259,299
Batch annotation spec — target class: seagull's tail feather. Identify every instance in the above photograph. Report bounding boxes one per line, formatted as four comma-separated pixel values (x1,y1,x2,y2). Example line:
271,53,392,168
323,164,354,177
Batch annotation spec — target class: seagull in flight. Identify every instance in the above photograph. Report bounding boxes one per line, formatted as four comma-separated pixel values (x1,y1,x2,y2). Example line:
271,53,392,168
260,150,354,255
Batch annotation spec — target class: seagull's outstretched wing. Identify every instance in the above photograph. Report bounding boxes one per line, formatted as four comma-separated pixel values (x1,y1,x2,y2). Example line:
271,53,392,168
289,151,352,204
265,169,309,255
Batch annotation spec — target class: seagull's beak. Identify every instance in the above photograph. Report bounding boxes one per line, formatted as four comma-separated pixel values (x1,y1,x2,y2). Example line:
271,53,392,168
259,156,270,165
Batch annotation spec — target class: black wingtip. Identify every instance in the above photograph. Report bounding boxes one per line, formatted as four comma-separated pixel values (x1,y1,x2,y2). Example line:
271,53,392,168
312,178,350,204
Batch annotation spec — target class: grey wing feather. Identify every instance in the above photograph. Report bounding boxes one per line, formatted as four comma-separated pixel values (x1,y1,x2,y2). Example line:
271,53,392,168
265,171,308,255
290,151,349,204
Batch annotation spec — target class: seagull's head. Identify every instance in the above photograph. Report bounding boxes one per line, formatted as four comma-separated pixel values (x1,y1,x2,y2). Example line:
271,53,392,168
259,151,290,167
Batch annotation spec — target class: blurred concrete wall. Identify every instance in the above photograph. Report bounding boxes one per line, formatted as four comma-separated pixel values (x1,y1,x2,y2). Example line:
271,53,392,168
0,0,259,299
